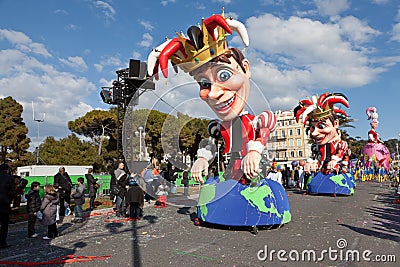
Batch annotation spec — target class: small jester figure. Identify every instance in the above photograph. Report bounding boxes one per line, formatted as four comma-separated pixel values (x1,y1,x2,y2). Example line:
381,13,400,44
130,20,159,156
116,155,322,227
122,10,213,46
294,93,355,195
361,107,391,172
147,9,291,227
366,107,383,144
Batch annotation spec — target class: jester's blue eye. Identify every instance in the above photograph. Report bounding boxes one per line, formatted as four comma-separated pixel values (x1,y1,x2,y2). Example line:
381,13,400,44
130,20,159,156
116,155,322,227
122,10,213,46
200,78,211,89
217,69,232,82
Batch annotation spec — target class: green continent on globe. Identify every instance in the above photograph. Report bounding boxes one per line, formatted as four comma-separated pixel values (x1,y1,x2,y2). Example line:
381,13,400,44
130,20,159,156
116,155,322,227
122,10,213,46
282,210,291,224
197,184,216,220
240,185,282,218
329,174,351,192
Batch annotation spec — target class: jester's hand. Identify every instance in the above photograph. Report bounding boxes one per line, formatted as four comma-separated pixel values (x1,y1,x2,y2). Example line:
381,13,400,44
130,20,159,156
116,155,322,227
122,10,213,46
241,151,262,179
327,159,338,171
191,158,209,184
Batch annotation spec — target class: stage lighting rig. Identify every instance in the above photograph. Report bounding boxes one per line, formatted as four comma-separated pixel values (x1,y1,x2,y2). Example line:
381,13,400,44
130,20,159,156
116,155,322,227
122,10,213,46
99,59,155,159
100,59,155,106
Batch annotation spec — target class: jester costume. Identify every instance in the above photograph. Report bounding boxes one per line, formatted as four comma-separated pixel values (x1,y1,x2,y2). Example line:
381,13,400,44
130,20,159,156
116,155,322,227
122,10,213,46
294,93,355,195
148,10,291,227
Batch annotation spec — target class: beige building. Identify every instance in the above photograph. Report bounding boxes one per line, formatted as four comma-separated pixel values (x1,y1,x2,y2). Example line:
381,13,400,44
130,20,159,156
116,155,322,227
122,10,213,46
266,110,312,165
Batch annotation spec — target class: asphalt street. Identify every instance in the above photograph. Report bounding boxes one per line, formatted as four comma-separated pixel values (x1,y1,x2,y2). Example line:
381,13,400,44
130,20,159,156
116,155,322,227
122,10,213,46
0,181,399,267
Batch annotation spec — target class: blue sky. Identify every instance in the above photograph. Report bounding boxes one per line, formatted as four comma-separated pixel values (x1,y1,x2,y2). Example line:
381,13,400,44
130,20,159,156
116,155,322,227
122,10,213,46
1,0,400,149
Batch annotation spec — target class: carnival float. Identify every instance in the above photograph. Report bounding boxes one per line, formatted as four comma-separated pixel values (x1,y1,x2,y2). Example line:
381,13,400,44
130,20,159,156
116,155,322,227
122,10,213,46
147,9,291,229
294,93,355,195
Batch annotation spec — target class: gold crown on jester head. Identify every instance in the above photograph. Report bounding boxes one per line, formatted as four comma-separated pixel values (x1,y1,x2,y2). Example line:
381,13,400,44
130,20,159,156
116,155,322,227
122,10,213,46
147,8,250,79
294,93,349,125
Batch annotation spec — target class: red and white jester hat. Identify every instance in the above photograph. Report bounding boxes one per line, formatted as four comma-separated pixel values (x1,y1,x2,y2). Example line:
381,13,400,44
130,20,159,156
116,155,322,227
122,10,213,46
294,92,349,125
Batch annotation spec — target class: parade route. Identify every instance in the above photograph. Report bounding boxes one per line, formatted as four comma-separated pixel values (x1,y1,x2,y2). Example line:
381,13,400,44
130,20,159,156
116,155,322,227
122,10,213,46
1,182,398,267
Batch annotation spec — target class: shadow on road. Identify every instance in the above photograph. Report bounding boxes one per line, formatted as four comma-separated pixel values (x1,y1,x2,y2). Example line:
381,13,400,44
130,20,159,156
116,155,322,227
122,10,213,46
339,188,400,243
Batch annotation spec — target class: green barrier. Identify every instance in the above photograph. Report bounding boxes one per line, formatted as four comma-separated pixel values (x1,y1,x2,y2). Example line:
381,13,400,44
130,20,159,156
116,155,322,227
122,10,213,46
23,175,112,197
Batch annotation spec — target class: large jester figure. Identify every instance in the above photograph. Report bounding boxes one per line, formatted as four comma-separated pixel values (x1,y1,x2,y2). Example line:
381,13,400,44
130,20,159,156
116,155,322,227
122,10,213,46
294,93,355,195
147,10,291,227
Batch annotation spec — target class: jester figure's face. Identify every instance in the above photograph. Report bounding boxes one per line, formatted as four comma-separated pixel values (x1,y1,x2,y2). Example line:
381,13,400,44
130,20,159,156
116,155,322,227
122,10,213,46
193,57,251,121
370,120,378,130
309,117,340,145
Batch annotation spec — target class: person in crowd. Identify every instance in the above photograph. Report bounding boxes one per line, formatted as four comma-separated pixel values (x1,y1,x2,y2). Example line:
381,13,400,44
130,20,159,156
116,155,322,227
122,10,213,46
26,181,41,238
181,168,190,196
142,165,155,203
40,184,59,240
109,160,119,202
53,167,72,217
3,159,13,175
0,163,15,248
114,162,128,217
168,165,178,194
282,165,291,189
12,176,28,212
71,177,86,223
155,179,169,207
125,175,144,219
291,166,299,188
266,163,283,185
85,168,98,211
298,166,305,190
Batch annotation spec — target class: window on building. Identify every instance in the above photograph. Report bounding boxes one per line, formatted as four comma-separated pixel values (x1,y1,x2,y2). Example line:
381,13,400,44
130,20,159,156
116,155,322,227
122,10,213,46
289,139,294,147
299,151,303,157
297,138,302,146
296,128,301,135
289,129,293,136
281,130,286,137
290,151,295,157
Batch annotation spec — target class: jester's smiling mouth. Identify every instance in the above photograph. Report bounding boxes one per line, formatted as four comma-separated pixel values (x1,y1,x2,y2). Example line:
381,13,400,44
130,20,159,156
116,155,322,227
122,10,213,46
214,94,235,111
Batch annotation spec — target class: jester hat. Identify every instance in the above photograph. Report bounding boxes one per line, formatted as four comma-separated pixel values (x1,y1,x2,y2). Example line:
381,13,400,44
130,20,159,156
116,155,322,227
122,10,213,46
294,92,349,125
147,9,249,79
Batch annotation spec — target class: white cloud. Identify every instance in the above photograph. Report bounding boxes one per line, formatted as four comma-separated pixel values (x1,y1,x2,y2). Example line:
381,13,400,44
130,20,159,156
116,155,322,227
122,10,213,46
53,9,68,15
231,13,384,111
338,16,380,44
139,33,153,48
94,55,122,72
314,0,349,17
94,1,116,21
391,23,400,42
0,29,52,57
65,24,79,31
160,0,176,6
0,30,97,144
212,0,232,4
139,20,154,31
371,0,388,4
59,56,88,72
132,51,141,59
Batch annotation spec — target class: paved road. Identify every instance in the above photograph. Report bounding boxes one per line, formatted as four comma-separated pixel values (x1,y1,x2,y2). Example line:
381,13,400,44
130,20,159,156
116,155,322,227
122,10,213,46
1,182,399,267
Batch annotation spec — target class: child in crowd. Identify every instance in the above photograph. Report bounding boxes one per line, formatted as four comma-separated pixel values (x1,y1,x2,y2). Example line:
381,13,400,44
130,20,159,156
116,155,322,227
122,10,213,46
125,176,144,219
155,180,169,208
71,177,86,223
26,182,41,238
40,184,59,240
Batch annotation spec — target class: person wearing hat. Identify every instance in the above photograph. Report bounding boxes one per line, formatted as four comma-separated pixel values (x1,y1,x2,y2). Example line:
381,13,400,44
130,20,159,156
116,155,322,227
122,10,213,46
125,175,144,219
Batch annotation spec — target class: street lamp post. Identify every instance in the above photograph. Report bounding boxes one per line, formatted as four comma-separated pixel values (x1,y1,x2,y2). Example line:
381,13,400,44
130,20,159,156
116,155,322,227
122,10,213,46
135,126,146,161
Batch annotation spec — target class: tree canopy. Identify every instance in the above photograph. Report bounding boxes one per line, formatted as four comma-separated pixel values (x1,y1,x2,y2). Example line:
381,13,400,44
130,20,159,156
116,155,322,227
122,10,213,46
0,96,31,166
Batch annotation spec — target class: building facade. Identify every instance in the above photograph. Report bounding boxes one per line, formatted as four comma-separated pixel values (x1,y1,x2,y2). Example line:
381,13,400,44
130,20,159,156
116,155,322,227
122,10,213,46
266,110,312,165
